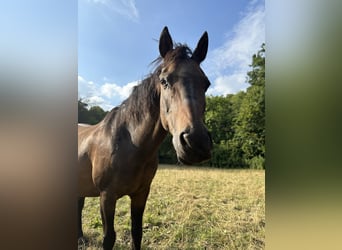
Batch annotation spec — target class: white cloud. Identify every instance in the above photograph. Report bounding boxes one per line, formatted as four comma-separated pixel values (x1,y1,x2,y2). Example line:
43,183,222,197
205,1,265,95
87,95,105,105
100,81,138,100
207,73,248,96
86,0,139,22
78,75,138,111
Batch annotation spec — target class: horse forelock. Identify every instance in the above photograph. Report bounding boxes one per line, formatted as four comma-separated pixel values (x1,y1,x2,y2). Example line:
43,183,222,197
152,44,193,70
164,44,193,63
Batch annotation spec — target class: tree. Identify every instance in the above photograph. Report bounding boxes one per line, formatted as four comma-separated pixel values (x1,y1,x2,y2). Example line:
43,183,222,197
78,99,108,124
78,99,89,123
232,43,265,169
205,93,246,168
247,43,265,87
158,134,178,164
88,106,107,125
205,95,234,144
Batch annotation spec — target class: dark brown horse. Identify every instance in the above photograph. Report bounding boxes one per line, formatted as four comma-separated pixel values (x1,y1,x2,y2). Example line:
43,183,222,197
78,27,212,249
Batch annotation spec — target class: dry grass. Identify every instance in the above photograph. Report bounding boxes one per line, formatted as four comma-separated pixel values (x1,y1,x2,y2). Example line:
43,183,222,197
79,165,265,249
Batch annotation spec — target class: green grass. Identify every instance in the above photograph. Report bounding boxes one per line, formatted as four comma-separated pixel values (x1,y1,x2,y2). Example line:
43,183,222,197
78,165,265,249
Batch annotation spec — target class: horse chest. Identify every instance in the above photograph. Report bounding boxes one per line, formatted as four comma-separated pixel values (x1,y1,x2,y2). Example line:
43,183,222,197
106,156,157,196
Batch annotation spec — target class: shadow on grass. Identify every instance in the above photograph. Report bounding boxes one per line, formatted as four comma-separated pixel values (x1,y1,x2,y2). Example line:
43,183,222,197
78,232,140,250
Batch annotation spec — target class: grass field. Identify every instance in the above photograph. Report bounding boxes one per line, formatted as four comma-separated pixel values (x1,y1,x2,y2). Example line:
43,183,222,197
78,165,265,249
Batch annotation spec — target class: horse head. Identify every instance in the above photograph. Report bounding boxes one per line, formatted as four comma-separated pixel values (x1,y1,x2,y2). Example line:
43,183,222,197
158,27,213,164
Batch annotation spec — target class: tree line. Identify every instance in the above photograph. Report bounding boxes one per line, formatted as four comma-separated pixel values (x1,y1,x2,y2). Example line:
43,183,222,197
78,44,265,169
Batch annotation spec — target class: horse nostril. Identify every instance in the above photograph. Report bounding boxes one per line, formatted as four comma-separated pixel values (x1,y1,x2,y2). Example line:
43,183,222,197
179,127,191,147
179,131,188,147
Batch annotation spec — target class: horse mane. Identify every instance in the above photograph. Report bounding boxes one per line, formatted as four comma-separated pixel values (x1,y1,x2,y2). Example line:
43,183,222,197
121,74,160,124
102,106,120,131
101,75,160,131
102,44,194,129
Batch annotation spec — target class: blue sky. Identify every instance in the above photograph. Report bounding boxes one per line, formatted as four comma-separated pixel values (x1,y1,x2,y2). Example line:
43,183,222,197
78,0,265,110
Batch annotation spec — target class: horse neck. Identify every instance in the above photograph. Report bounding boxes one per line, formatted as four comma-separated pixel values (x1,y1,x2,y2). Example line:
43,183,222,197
132,108,167,150
117,76,167,152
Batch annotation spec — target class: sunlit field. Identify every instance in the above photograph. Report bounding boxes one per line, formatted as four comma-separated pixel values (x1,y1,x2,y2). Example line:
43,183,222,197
78,165,265,249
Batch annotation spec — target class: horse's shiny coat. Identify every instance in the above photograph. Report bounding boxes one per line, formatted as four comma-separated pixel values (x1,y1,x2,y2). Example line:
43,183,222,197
78,27,212,249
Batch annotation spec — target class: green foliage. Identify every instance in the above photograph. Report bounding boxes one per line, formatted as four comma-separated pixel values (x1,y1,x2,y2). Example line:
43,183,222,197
247,155,265,170
88,106,107,125
233,43,265,169
247,43,265,87
158,134,178,163
205,95,233,144
233,85,265,168
205,43,265,169
78,99,89,123
78,99,108,125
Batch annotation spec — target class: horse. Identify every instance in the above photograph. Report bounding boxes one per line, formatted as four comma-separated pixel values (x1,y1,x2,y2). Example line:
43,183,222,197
78,26,213,250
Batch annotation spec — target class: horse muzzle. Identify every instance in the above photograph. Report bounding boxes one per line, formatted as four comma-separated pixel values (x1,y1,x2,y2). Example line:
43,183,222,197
173,126,213,165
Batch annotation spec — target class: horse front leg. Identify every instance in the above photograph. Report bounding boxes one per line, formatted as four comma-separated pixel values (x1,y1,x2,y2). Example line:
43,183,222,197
78,197,85,239
100,192,116,250
130,187,150,250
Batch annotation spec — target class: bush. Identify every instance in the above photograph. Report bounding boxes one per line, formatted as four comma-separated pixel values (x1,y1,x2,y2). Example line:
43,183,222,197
246,155,265,169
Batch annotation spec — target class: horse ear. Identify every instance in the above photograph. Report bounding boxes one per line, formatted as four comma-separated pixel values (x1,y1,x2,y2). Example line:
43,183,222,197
159,26,173,58
192,31,208,64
